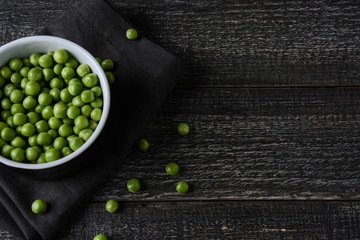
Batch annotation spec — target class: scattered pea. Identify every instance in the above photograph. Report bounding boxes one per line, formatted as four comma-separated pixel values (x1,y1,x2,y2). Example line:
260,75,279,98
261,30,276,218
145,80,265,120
105,200,119,213
127,178,140,193
31,199,47,214
166,162,180,175
176,181,189,193
126,28,138,40
177,123,190,136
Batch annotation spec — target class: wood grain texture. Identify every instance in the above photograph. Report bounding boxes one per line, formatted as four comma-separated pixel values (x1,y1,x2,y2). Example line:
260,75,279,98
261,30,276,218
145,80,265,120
2,201,360,240
89,88,360,201
1,0,360,86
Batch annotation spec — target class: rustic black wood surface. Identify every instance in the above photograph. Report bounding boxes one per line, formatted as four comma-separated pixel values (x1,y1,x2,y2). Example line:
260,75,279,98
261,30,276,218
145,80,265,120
1,0,360,239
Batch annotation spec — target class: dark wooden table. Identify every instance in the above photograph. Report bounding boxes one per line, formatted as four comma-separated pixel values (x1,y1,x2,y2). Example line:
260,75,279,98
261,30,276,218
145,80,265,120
1,0,360,239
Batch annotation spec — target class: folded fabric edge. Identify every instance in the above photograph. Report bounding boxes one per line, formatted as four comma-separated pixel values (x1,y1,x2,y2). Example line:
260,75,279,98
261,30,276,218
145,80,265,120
0,183,39,239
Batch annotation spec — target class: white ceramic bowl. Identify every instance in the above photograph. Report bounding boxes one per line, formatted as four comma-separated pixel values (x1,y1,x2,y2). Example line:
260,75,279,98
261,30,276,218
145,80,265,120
0,36,110,171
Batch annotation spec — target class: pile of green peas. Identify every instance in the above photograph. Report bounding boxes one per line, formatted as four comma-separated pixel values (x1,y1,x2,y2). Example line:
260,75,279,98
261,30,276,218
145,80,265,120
0,49,108,163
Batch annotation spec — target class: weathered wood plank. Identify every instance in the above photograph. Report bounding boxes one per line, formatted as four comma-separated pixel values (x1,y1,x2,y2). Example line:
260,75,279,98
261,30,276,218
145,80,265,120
91,88,360,201
3,201,360,240
1,0,360,86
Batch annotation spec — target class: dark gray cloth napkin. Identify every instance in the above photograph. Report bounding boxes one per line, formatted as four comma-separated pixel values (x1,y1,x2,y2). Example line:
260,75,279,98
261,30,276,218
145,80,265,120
0,0,184,239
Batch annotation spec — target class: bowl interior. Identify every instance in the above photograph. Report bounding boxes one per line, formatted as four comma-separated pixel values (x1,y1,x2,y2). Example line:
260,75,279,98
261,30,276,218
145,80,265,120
0,36,110,170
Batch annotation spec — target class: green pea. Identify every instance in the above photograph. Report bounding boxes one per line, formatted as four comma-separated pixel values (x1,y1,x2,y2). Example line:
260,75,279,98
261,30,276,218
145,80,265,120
48,117,62,130
48,129,58,140
126,28,138,40
23,96,37,110
76,64,91,77
10,89,24,103
105,71,116,85
88,119,98,130
1,110,11,121
1,127,16,141
28,135,38,147
65,58,79,69
177,123,190,136
4,83,16,97
68,82,84,96
138,139,149,151
81,105,93,117
91,86,102,97
61,66,75,80
54,102,68,118
0,122,8,131
69,137,84,151
61,146,73,157
45,148,60,162
53,137,67,150
72,95,84,107
36,153,46,164
11,136,26,148
91,98,103,108
176,181,189,193
53,49,69,64
53,64,64,75
25,81,41,96
58,123,73,137
21,123,35,137
37,132,51,145
38,54,53,68
29,53,41,66
42,106,54,120
20,78,29,89
9,58,23,71
1,98,11,109
93,234,108,240
6,116,15,129
101,59,114,70
81,90,95,103
10,72,22,85
0,76,5,88
90,108,102,121
67,106,80,119
79,128,93,141
105,199,119,213
95,58,102,64
1,144,15,158
60,88,73,102
31,199,47,214
16,126,22,135
13,113,26,126
47,51,54,56
73,126,81,135
27,112,40,124
63,117,74,126
49,88,61,101
20,67,30,77
22,57,32,67
74,115,88,130
28,67,43,81
50,77,63,89
166,162,180,175
127,178,140,193
34,104,45,114
26,147,39,162
66,135,77,143
35,120,49,133
82,73,98,88
42,68,55,81
0,66,13,79
38,93,52,106
10,148,25,162
0,139,5,149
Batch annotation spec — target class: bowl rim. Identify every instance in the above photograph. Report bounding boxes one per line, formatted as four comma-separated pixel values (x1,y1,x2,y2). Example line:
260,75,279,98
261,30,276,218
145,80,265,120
0,35,111,170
